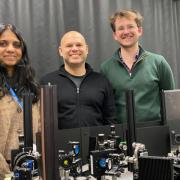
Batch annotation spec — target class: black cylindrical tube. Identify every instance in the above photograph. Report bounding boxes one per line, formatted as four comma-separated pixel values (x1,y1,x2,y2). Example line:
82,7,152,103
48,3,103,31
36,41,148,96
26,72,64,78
23,93,33,148
126,90,136,172
41,84,57,180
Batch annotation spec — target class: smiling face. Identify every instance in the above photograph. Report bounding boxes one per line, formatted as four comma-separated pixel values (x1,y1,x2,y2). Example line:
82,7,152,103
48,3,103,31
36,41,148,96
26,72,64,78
59,31,88,68
113,16,143,49
0,29,22,71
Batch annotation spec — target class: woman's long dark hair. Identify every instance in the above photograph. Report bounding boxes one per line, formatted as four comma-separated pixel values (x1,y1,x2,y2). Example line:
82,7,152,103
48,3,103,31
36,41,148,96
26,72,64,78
0,24,39,103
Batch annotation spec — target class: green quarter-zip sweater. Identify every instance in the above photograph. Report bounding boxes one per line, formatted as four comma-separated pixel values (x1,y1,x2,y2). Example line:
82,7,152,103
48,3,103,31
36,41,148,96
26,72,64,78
100,47,175,123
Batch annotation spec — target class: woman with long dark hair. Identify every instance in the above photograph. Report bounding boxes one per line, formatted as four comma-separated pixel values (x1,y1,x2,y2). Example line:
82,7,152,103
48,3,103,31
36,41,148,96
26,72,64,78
0,24,40,179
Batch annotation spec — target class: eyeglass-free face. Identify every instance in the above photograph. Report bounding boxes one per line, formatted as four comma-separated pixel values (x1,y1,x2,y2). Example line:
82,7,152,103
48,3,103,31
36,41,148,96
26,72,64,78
59,31,88,68
0,29,22,71
113,16,143,49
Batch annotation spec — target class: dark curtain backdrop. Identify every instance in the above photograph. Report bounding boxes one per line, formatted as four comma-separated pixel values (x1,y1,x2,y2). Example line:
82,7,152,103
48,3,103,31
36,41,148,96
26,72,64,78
0,0,180,87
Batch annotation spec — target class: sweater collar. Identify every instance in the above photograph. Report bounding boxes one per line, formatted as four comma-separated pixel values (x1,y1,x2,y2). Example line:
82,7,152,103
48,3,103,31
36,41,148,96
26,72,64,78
113,45,145,61
58,63,93,76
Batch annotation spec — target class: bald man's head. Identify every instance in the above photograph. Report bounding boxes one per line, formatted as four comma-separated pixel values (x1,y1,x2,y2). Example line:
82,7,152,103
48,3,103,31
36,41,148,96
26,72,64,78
59,31,88,69
60,31,87,46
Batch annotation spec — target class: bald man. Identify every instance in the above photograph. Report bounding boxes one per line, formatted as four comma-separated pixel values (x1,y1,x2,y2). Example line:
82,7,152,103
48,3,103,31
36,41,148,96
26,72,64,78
40,31,116,129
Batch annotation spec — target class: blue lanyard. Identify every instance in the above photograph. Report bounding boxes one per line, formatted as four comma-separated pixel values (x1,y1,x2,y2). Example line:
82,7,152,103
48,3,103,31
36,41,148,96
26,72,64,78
5,82,23,110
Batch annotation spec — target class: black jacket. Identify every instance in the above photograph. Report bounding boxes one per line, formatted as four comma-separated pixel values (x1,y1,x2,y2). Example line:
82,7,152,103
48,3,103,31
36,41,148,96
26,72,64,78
40,63,116,129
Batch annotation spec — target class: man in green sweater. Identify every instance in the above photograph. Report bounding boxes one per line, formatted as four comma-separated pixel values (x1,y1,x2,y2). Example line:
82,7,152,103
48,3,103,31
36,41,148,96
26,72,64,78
100,10,175,124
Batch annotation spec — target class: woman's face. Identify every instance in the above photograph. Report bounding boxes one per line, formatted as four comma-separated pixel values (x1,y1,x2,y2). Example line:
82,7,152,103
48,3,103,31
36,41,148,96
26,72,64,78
0,29,22,68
